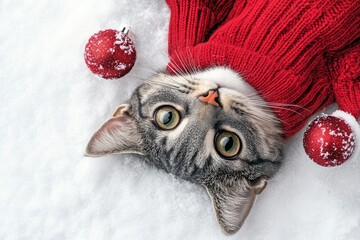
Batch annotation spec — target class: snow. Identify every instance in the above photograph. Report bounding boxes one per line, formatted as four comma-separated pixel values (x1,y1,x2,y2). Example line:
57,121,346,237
0,0,359,239
115,32,135,55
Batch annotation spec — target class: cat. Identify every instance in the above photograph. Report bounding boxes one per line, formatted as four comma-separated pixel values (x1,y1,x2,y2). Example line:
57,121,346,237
85,0,360,234
85,66,284,235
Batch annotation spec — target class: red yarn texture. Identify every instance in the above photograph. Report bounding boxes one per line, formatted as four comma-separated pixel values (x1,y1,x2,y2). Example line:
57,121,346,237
166,0,360,138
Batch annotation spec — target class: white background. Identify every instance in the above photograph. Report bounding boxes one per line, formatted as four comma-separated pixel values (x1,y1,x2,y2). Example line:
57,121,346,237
0,0,359,239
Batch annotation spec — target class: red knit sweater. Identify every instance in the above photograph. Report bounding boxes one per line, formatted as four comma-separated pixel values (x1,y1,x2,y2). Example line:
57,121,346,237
166,0,360,138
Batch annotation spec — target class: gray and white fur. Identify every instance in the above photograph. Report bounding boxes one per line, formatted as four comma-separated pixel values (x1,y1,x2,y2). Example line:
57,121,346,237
86,67,284,235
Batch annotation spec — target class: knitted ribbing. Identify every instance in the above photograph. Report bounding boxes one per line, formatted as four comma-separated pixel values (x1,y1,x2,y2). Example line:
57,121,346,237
166,0,236,56
329,42,360,119
166,0,360,138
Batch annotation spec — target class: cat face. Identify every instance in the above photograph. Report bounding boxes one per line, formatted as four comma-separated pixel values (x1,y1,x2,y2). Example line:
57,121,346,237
86,67,283,235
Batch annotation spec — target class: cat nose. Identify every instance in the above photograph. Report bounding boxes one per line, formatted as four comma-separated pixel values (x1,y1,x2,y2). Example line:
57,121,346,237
199,89,221,107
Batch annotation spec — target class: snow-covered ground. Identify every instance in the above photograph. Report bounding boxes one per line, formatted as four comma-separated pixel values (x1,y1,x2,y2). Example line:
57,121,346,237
0,0,359,239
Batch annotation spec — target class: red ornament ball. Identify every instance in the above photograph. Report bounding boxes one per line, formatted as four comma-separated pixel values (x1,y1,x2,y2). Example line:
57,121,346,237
303,115,355,167
84,29,136,79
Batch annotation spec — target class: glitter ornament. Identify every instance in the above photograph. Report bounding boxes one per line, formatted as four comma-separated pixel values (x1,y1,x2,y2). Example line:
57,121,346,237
84,27,136,79
303,115,355,167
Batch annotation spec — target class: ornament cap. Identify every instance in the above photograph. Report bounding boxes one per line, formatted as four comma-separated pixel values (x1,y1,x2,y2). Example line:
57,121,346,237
118,24,136,43
120,26,131,35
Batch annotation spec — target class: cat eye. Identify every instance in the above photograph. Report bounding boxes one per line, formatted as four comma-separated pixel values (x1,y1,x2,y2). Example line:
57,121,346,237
215,131,241,159
154,106,181,130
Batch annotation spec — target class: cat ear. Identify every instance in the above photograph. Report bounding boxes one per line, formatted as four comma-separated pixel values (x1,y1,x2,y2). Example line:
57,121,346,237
203,178,267,235
85,104,143,157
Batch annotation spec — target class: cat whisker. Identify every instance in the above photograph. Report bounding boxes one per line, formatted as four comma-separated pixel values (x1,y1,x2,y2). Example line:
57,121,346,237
163,54,199,88
135,64,163,76
232,100,285,126
146,79,181,90
158,51,170,65
246,99,307,118
267,102,310,112
148,82,179,89
147,66,163,75
173,50,192,76
146,77,193,93
185,47,198,75
233,102,279,119
126,73,153,83
246,110,291,127
159,73,195,91
245,93,310,112
171,50,198,82
166,60,191,83
154,65,196,91
245,86,310,115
